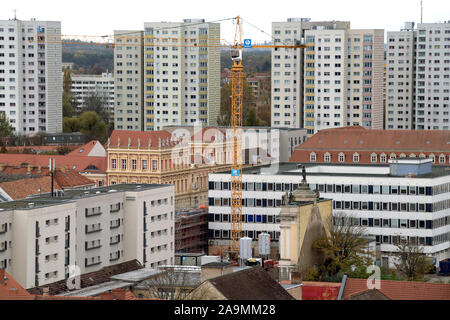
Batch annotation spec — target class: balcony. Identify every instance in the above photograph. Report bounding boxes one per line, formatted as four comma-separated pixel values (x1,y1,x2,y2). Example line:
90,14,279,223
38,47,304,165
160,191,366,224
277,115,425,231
85,209,102,218
85,225,102,234
85,243,102,251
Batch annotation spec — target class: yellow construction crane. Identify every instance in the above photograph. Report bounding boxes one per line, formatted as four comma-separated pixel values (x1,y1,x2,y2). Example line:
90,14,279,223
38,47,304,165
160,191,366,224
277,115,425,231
227,16,306,260
32,16,306,260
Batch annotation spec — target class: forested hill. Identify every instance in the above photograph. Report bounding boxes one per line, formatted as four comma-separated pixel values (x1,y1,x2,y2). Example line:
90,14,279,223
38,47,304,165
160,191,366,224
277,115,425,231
62,40,114,74
62,40,271,75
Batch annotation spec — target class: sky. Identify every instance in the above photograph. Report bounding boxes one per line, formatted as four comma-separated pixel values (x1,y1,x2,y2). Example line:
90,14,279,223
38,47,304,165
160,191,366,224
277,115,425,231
3,0,450,43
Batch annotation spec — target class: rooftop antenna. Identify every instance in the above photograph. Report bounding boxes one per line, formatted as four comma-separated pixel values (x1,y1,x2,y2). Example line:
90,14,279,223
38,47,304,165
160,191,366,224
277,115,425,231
421,0,423,23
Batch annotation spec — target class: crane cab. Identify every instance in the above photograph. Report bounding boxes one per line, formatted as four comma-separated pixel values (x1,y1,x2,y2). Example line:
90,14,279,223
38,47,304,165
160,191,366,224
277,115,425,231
231,48,242,62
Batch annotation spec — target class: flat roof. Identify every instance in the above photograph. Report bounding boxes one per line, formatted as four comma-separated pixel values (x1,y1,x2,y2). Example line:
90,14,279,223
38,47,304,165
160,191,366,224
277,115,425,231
110,268,164,283
212,162,450,179
0,184,171,211
56,280,131,297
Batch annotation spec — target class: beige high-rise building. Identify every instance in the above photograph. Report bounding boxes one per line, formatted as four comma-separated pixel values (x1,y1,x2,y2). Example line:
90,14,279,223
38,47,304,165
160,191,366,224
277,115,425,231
302,28,384,135
271,19,350,131
114,20,220,131
114,30,144,130
271,19,384,135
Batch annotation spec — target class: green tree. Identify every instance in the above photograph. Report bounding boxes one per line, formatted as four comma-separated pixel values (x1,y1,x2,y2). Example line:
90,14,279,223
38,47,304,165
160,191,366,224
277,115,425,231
82,93,110,125
63,69,77,117
392,240,433,281
244,107,260,126
0,112,13,137
311,213,374,282
79,111,107,142
63,117,81,133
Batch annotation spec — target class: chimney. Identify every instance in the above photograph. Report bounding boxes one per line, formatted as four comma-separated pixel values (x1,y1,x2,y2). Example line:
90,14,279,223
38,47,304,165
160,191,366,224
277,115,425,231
0,268,5,281
291,271,302,285
42,287,50,296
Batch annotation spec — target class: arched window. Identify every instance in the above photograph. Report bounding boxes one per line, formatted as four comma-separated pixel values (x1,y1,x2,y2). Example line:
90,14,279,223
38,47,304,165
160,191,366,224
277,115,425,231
324,152,331,163
370,153,377,163
439,154,446,164
310,152,317,162
380,153,387,163
390,153,396,159
353,153,360,163
338,153,345,163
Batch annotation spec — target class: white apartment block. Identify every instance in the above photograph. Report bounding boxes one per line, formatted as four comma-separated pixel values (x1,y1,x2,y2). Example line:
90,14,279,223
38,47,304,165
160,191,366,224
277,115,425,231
114,30,144,131
0,184,174,289
385,23,416,129
114,19,220,131
386,21,450,130
70,72,114,118
271,19,384,135
0,19,62,134
271,19,350,130
414,22,450,130
208,160,450,268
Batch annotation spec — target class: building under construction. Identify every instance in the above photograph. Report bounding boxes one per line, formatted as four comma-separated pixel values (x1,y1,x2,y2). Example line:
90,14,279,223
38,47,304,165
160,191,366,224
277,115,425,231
175,207,209,254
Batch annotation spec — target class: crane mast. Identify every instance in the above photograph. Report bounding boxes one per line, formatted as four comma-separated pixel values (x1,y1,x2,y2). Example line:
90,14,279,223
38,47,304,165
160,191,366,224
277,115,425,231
230,16,244,258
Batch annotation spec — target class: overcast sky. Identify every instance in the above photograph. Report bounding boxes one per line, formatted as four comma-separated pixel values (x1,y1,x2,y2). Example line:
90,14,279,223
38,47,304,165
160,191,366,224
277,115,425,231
3,0,450,42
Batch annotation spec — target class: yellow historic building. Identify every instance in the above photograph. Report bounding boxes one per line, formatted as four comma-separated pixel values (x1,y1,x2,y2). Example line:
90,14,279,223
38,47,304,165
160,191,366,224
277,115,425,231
278,167,332,281
106,129,237,208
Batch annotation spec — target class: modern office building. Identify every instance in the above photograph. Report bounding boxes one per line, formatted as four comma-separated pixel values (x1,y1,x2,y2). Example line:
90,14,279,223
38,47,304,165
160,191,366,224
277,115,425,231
271,19,385,135
386,21,450,130
0,184,175,289
208,160,450,268
70,72,114,118
114,19,220,131
0,19,62,134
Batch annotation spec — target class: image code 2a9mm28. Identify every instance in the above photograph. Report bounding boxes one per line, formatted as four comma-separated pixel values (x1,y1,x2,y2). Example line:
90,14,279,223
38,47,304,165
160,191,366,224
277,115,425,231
216,304,276,316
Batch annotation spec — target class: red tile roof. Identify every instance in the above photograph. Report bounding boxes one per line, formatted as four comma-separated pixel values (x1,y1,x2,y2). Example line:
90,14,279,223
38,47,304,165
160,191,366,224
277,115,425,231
293,126,450,153
109,130,174,148
0,270,33,300
0,154,107,173
190,127,226,142
342,278,450,300
0,176,61,200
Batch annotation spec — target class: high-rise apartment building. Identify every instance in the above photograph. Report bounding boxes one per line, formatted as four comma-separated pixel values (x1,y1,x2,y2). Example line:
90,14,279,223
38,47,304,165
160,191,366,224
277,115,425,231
114,30,144,131
0,19,62,134
271,19,384,135
386,21,450,130
70,72,114,119
271,19,350,130
114,19,220,131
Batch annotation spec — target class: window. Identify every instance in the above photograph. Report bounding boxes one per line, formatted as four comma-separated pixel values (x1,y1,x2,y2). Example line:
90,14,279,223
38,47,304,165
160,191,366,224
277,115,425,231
338,153,345,163
142,160,147,170
121,159,127,169
310,152,316,162
371,153,377,163
353,153,360,163
324,153,331,163
111,159,116,169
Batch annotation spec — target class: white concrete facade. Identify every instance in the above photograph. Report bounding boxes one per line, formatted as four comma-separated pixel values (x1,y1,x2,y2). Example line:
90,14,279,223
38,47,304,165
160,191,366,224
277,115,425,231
0,184,174,289
208,163,450,268
0,19,62,134
70,72,114,118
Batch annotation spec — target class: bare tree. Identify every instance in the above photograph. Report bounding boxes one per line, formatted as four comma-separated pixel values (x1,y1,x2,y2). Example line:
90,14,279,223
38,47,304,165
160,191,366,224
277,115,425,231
144,267,200,300
310,212,374,281
392,239,433,281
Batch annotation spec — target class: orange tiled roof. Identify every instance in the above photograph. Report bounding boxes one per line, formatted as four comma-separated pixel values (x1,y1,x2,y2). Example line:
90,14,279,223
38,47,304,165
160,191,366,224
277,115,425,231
190,127,226,143
0,270,34,300
0,176,62,200
0,154,107,173
342,278,450,300
53,169,96,188
109,130,173,148
293,126,450,152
